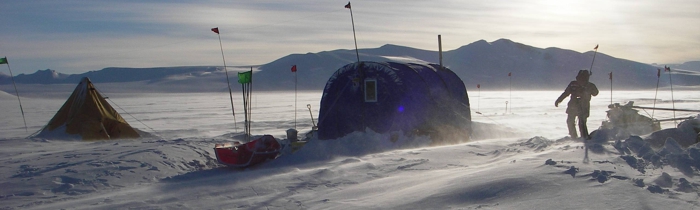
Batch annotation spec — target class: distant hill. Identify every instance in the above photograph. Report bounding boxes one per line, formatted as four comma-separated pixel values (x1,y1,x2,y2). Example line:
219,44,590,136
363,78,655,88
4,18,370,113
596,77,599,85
0,89,16,99
255,38,700,90
2,39,699,92
0,66,242,93
665,61,700,71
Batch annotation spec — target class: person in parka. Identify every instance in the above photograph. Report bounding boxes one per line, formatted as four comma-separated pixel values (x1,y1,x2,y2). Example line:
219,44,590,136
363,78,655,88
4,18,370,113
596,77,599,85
555,70,599,139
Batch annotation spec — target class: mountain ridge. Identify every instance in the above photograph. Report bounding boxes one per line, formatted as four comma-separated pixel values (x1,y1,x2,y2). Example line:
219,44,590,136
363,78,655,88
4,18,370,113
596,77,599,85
1,39,699,93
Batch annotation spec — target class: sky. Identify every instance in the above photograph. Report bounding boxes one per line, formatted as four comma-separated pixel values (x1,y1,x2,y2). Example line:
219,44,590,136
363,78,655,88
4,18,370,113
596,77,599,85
1,0,699,75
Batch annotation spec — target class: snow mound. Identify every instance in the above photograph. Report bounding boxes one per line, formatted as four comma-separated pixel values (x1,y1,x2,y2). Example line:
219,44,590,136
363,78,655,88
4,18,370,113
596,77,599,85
0,90,16,99
611,118,700,177
270,129,433,167
381,56,430,64
0,137,220,208
646,116,700,148
32,124,82,140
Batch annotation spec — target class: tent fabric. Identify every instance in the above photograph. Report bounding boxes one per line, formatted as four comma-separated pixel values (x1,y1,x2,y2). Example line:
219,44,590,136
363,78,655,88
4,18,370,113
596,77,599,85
317,61,471,140
36,77,140,140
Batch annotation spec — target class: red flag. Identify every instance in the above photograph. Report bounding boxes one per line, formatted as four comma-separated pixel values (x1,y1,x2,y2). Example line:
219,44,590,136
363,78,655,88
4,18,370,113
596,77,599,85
508,72,511,76
477,84,480,88
344,2,351,9
594,44,598,50
211,27,219,34
609,72,612,80
657,68,661,77
291,65,297,72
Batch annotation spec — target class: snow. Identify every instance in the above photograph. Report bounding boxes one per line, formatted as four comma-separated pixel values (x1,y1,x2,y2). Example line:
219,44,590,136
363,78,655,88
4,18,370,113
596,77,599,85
1,89,699,209
0,90,15,99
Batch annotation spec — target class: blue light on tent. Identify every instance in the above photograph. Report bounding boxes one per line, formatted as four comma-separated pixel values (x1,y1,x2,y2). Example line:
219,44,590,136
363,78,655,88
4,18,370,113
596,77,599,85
398,106,405,112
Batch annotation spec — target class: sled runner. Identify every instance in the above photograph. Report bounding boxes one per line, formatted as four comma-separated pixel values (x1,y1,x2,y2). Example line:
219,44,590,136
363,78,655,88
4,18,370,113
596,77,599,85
214,135,280,167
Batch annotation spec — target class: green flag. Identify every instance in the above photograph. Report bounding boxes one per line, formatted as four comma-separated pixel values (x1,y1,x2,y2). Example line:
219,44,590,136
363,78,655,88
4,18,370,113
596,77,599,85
237,71,252,84
0,57,7,64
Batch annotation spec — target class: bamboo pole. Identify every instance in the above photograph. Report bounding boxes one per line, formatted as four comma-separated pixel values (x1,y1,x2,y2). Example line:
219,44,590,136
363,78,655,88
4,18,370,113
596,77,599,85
2,57,28,132
667,66,677,126
346,2,360,63
212,27,238,132
652,68,661,119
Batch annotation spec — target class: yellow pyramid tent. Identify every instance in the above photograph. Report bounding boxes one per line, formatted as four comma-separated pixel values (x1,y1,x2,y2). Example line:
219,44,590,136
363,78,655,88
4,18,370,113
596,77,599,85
36,77,140,140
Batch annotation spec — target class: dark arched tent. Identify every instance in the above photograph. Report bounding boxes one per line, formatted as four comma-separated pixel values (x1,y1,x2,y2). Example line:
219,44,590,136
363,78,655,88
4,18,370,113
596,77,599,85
317,61,471,141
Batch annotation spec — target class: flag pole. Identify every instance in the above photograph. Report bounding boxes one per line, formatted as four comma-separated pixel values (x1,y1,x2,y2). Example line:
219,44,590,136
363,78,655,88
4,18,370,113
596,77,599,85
345,2,360,63
667,66,677,126
238,69,253,141
508,72,512,114
652,68,661,119
477,84,481,113
293,65,297,130
589,45,599,75
609,72,613,105
584,45,596,164
212,27,237,133
248,67,253,140
241,77,248,141
2,57,28,132
438,35,443,69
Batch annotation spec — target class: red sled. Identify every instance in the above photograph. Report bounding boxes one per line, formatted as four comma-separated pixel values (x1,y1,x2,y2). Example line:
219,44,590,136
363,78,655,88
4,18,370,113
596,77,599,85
214,135,281,167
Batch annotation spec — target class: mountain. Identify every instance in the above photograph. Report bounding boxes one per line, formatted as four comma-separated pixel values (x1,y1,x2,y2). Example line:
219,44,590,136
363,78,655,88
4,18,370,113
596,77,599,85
665,61,700,71
255,39,700,90
1,66,238,93
444,39,665,90
2,39,699,92
252,44,439,91
0,69,70,84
